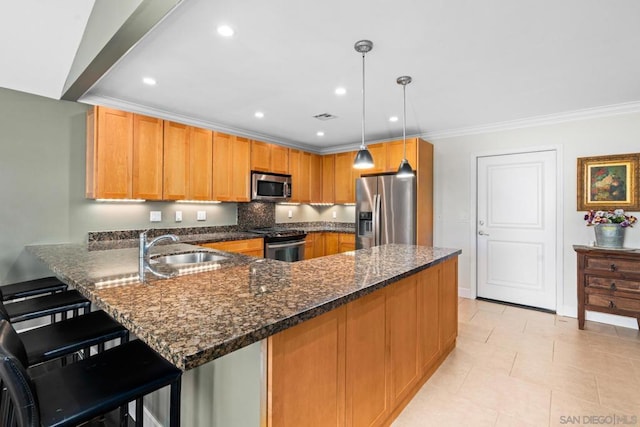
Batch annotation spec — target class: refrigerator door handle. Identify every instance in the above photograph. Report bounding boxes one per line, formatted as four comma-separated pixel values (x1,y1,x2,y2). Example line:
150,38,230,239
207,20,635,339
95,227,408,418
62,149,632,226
373,193,381,246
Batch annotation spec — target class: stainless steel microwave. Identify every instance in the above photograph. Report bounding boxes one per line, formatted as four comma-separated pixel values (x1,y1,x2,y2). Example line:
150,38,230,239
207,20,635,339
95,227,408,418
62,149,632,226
251,172,292,202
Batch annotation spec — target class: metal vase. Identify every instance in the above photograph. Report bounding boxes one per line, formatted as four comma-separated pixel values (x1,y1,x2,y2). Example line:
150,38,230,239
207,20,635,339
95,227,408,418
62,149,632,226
594,223,625,248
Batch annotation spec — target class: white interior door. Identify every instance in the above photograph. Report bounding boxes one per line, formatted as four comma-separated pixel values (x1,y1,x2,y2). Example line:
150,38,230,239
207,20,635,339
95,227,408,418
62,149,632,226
477,150,557,311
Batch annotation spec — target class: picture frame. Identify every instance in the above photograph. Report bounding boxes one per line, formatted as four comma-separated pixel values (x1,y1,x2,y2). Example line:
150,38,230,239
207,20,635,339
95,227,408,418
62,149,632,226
577,153,640,211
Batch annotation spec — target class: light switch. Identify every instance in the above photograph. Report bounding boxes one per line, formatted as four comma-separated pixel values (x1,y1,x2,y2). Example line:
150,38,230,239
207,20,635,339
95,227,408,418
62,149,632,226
175,211,183,222
197,210,207,221
150,211,162,222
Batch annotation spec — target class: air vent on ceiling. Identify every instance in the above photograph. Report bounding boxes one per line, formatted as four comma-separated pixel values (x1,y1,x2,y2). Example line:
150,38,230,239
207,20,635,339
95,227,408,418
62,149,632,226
313,113,338,121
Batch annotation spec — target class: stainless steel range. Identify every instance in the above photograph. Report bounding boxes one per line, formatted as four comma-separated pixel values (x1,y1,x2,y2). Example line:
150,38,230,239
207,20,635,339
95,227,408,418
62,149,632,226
248,227,307,262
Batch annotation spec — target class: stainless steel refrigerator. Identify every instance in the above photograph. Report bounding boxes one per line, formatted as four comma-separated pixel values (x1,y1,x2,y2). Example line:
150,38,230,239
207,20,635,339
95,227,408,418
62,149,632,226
356,175,416,249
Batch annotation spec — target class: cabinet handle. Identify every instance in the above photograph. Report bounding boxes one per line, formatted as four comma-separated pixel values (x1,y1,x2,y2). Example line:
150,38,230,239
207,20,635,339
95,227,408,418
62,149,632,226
610,282,617,290
610,264,617,272
608,300,616,308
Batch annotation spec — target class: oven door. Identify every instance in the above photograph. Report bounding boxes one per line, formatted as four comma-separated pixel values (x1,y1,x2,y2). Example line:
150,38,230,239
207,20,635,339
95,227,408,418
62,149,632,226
265,239,305,262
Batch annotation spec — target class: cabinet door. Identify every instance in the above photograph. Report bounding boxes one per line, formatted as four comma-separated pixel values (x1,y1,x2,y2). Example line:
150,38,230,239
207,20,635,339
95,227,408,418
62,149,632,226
345,289,389,427
298,151,311,203
322,155,335,204
201,238,264,258
212,132,233,201
289,149,302,203
231,136,251,201
188,126,213,200
439,258,458,349
163,121,189,200
418,265,441,373
271,144,290,174
367,143,386,174
132,114,163,200
388,276,420,408
268,306,346,427
304,233,315,260
334,152,356,204
89,107,133,199
324,233,339,256
338,233,355,253
310,153,323,203
314,233,325,258
385,139,417,172
251,140,271,172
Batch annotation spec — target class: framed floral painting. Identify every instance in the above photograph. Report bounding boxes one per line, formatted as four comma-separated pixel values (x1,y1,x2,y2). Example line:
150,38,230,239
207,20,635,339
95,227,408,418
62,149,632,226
577,153,640,211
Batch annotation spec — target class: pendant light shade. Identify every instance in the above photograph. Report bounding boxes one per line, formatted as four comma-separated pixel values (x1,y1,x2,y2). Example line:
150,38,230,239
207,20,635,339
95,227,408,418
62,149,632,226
396,75,415,178
353,40,374,169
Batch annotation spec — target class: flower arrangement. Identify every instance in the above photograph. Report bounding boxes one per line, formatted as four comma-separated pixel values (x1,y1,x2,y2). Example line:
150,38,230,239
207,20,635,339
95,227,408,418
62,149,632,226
584,209,638,227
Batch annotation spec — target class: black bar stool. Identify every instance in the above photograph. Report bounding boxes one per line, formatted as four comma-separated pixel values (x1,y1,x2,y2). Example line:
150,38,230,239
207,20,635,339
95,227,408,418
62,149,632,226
0,319,182,427
1,277,67,301
0,288,90,323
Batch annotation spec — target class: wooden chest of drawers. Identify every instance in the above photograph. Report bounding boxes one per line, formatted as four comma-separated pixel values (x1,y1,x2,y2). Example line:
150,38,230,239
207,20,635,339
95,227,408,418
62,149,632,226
574,245,640,330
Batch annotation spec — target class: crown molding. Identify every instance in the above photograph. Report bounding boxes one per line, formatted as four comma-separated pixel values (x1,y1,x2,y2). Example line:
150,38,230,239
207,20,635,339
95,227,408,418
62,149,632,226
422,101,640,140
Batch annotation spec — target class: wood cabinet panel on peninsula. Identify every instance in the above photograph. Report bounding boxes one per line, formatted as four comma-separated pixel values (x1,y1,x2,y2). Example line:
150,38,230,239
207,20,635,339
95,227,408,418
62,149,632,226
266,257,458,427
574,246,640,329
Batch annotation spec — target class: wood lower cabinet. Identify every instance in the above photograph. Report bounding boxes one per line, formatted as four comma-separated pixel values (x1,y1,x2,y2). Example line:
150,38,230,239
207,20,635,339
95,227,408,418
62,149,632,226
575,246,640,329
324,233,340,256
339,233,355,253
266,257,458,427
212,132,251,201
268,307,346,427
308,233,353,258
201,238,264,258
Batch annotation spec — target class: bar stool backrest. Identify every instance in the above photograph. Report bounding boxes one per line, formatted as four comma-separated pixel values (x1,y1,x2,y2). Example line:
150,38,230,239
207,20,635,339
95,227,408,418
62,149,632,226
0,319,40,427
0,300,9,322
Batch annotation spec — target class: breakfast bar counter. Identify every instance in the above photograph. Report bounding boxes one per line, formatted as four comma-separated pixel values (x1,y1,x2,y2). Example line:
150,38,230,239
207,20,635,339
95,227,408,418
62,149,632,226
27,242,459,370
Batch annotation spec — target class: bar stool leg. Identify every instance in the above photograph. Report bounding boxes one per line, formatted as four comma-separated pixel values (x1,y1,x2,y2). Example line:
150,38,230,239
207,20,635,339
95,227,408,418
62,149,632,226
169,377,182,427
136,398,143,426
119,404,129,427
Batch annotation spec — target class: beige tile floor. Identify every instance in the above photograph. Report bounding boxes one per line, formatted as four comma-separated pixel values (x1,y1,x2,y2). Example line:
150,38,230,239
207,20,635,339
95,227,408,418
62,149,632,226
393,298,640,427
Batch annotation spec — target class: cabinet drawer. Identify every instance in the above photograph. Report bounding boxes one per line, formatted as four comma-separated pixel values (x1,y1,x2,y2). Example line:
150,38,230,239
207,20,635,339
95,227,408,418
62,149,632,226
202,238,263,252
587,294,640,312
585,257,639,274
586,276,640,294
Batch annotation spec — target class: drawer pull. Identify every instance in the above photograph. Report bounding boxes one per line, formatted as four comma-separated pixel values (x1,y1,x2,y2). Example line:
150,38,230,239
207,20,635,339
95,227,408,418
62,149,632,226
610,264,617,272
610,282,617,290
608,301,616,308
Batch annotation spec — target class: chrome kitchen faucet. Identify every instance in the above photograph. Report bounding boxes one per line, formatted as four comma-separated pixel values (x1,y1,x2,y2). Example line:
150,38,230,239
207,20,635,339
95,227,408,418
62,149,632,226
139,231,179,282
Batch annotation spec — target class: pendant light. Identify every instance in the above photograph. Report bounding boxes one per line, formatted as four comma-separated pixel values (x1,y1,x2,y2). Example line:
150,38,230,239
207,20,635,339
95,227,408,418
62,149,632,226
396,75,415,178
353,40,374,169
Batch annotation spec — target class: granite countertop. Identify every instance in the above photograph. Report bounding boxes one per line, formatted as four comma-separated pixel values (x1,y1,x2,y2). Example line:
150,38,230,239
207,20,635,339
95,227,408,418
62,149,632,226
27,242,460,370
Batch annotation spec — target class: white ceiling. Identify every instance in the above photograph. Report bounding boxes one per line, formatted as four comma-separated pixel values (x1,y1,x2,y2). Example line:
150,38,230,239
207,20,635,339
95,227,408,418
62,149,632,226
4,0,640,152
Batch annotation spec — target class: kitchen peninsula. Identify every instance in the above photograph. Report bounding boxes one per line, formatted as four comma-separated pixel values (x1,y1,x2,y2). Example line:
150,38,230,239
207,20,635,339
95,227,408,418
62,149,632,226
27,241,460,426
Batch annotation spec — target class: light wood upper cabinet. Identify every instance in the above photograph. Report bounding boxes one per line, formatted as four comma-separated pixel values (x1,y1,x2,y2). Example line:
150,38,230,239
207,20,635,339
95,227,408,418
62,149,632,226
188,126,213,200
310,153,323,203
322,155,335,204
212,132,251,201
385,138,417,172
334,152,356,204
251,140,289,174
86,106,133,199
367,143,386,174
271,144,290,175
163,121,212,200
289,149,311,203
132,114,163,200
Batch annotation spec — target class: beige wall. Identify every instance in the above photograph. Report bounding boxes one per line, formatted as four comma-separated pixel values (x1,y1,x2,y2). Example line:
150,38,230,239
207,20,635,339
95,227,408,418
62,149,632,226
431,112,640,325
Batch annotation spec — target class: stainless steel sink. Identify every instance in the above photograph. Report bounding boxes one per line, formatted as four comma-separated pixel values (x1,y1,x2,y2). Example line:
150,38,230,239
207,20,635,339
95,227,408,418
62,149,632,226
153,252,227,266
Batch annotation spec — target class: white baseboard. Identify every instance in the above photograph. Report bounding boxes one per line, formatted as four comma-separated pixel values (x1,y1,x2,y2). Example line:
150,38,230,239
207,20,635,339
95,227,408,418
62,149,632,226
458,288,473,299
559,305,638,329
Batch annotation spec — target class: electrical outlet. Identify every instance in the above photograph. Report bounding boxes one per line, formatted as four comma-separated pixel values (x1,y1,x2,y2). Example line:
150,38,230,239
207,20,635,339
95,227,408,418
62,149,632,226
288,209,293,218
175,211,183,222
332,210,337,219
150,211,162,222
197,210,207,221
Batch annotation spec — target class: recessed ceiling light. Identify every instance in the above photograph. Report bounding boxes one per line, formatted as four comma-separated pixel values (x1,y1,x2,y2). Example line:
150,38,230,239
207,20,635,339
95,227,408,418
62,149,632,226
142,77,156,86
335,87,346,95
254,111,264,118
317,131,325,137
217,25,234,37
389,116,399,122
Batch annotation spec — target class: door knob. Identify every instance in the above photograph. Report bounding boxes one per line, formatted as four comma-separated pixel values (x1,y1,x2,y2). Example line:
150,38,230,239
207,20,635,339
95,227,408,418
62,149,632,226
478,230,490,236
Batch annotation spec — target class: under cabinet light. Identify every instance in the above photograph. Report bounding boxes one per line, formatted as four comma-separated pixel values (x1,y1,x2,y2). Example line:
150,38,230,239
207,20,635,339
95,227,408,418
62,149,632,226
96,199,146,203
176,200,222,204
310,203,334,206
278,202,300,206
